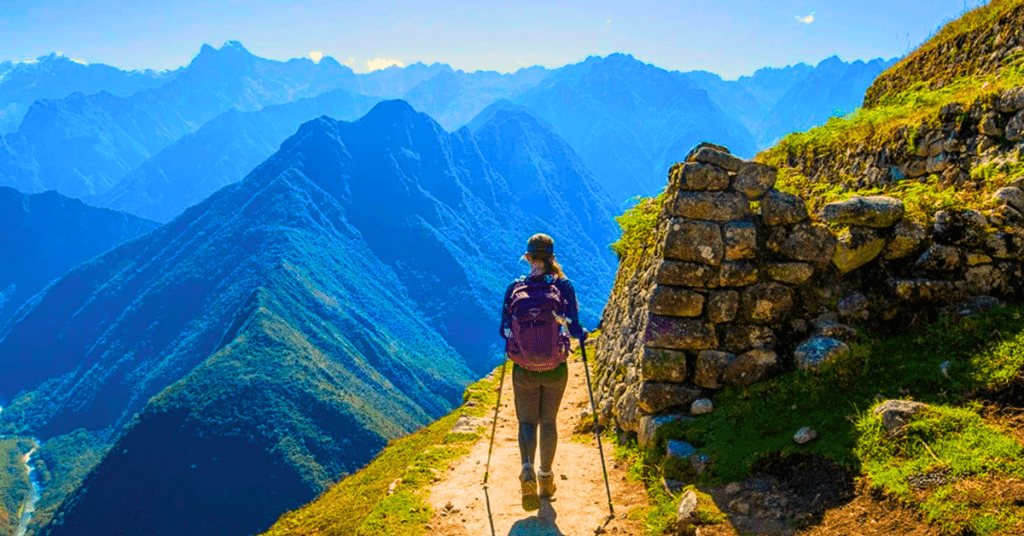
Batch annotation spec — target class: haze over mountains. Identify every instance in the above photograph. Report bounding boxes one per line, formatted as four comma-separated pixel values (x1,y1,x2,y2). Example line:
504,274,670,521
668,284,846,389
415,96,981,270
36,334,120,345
0,99,620,535
0,42,893,215
0,41,898,536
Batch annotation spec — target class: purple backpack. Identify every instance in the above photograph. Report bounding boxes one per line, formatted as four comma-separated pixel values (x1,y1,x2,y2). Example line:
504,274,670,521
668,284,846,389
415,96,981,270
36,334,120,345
507,277,571,371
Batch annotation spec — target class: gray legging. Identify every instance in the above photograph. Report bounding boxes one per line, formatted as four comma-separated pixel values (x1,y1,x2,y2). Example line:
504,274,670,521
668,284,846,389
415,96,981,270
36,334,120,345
512,363,568,473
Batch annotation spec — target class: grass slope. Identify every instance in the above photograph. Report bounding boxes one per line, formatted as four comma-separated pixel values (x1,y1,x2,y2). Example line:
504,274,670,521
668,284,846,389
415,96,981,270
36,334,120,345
261,363,503,536
634,305,1024,534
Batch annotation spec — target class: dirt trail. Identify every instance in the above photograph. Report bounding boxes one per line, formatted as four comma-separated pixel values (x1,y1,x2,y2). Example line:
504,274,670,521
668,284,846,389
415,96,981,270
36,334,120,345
426,352,648,536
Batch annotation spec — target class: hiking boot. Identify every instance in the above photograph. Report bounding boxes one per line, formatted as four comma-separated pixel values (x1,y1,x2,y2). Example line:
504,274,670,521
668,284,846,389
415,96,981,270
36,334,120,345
538,471,557,498
520,466,539,511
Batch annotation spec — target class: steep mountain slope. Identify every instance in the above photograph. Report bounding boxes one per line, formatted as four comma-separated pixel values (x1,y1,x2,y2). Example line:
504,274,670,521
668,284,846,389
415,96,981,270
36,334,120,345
757,56,897,147
402,66,549,130
0,187,158,327
0,41,359,198
95,88,381,222
0,100,619,536
504,53,756,204
0,53,176,134
686,57,895,150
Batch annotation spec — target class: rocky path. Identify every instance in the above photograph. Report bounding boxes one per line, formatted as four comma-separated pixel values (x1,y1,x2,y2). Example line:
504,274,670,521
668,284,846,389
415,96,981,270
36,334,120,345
425,352,648,536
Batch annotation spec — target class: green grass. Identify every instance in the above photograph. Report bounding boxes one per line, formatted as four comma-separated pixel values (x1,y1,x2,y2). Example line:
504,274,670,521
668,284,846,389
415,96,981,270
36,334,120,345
261,362,506,536
761,52,1024,166
609,193,665,291
642,304,1024,533
614,438,727,535
865,0,1024,107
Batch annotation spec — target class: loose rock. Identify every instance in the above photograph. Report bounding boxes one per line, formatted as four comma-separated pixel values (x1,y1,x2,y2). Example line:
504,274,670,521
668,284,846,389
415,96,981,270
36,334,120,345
818,195,904,228
794,427,818,444
794,336,850,372
873,399,928,436
762,189,808,226
691,398,714,415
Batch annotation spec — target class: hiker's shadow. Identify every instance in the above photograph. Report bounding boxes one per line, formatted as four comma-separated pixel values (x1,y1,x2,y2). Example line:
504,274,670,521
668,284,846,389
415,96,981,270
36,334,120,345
507,499,563,536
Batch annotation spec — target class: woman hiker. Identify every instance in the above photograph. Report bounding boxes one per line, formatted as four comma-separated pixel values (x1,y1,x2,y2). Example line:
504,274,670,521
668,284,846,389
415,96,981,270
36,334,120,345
499,233,586,509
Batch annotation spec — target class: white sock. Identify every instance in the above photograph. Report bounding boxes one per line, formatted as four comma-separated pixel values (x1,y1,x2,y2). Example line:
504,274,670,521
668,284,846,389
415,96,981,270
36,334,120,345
537,469,552,477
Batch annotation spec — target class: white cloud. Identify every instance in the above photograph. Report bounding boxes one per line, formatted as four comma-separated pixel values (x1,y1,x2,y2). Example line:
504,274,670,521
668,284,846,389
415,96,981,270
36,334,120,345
367,58,405,71
309,50,323,64
796,11,815,24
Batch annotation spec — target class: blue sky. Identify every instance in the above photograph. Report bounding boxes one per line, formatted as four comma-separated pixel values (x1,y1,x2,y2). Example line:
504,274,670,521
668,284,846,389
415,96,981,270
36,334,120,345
0,0,990,78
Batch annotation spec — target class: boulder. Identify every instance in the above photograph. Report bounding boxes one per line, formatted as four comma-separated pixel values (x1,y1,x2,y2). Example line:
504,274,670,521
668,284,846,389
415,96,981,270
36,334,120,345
670,191,751,221
978,112,1003,136
663,219,724,266
794,336,850,371
1006,110,1024,142
741,283,794,324
997,87,1024,113
656,260,719,288
883,219,927,260
676,490,700,527
688,146,744,172
766,262,815,284
925,153,952,174
818,195,904,228
872,399,928,436
638,382,704,414
637,414,693,446
794,427,818,445
734,161,777,200
838,293,869,320
666,440,697,460
691,398,714,415
723,324,776,354
694,350,735,389
915,244,962,272
707,290,739,323
641,346,690,382
673,162,731,191
818,322,858,342
780,222,837,264
719,261,759,287
723,222,757,261
614,384,642,432
762,189,808,226
723,348,778,386
649,286,705,317
956,295,1002,316
644,315,718,350
832,227,886,273
684,141,731,161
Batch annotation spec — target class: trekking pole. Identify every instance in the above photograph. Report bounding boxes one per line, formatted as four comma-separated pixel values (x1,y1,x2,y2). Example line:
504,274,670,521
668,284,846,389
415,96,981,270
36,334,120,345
580,335,614,517
483,359,508,486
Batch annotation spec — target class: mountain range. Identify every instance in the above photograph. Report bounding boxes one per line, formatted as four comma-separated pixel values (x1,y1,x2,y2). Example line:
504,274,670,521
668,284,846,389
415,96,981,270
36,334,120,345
0,41,900,535
0,42,893,219
0,187,158,328
0,100,619,536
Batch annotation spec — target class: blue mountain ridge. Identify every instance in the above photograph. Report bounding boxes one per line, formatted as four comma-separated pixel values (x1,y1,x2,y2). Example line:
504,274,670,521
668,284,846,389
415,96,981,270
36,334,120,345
0,53,177,135
0,41,361,198
0,187,159,327
0,100,619,536
93,88,382,222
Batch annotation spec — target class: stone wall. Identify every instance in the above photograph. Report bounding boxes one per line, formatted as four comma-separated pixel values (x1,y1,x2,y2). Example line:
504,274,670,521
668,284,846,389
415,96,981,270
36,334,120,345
779,86,1024,192
594,138,1024,437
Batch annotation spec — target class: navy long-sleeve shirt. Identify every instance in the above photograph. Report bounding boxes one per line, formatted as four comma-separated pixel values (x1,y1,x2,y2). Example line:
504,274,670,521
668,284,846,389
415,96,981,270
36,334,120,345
499,274,585,342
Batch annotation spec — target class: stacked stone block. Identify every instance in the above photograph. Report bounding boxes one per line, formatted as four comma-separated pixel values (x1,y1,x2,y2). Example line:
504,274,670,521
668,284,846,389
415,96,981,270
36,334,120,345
598,139,1024,436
